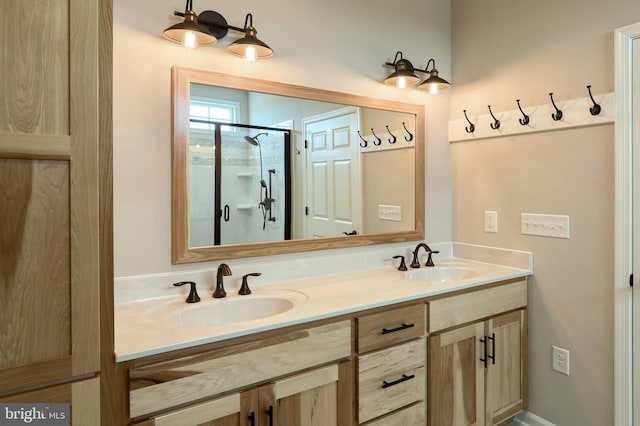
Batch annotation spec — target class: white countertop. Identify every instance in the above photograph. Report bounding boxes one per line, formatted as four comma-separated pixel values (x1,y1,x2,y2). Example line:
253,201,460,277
115,257,530,362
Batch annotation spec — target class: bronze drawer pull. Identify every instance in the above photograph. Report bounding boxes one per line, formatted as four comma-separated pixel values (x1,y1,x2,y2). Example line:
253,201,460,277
381,323,415,335
382,373,415,389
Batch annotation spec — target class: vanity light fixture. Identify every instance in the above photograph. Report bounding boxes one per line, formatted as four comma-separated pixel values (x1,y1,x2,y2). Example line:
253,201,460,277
383,51,450,93
163,0,273,60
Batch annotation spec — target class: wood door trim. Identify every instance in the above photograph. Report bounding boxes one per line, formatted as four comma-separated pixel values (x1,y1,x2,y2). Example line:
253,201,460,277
0,133,71,159
0,356,72,395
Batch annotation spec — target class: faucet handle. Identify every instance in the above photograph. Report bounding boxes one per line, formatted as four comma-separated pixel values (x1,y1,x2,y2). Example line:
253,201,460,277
239,273,262,295
173,281,201,303
392,256,408,271
425,250,440,267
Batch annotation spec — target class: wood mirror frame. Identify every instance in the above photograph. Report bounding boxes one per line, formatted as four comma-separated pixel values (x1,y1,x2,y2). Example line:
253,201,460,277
171,66,425,263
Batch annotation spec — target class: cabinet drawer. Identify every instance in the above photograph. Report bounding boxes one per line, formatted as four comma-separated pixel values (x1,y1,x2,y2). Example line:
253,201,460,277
358,338,425,423
357,304,425,353
129,321,351,419
364,402,425,426
428,279,527,333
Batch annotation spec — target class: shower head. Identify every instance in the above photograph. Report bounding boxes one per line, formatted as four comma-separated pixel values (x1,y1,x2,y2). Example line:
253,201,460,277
243,132,268,146
243,136,259,146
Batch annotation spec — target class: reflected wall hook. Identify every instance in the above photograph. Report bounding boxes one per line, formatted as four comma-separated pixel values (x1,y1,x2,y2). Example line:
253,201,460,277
402,122,413,141
357,130,367,148
587,85,601,116
371,128,382,146
549,92,563,121
386,125,397,144
488,105,500,130
516,99,530,125
463,110,475,133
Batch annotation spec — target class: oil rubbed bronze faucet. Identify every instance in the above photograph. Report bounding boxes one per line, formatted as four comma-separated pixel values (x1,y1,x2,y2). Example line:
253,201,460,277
213,263,232,298
410,243,440,268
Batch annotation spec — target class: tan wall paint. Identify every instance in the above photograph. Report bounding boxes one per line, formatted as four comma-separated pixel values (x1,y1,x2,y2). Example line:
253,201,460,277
451,1,640,424
113,0,451,276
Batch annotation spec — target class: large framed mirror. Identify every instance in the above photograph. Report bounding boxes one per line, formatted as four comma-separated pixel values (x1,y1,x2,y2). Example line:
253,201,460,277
172,66,425,263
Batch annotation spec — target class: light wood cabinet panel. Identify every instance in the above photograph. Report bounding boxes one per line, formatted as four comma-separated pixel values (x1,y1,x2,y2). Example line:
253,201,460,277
428,322,485,426
428,308,527,426
359,337,426,423
364,402,425,426
485,310,527,425
357,304,425,353
0,377,100,426
429,280,526,333
0,0,103,400
130,321,351,419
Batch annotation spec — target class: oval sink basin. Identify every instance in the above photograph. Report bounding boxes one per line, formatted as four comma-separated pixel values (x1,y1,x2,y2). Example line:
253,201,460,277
404,266,479,283
171,291,307,327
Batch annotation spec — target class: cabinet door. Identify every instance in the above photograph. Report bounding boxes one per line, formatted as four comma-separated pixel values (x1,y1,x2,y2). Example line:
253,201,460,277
266,363,347,426
485,310,527,426
139,393,243,426
428,322,485,426
0,0,101,395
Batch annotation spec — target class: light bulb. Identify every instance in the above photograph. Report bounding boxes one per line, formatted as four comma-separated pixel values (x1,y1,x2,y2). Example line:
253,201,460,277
429,83,438,95
245,46,256,62
183,31,197,49
397,77,407,89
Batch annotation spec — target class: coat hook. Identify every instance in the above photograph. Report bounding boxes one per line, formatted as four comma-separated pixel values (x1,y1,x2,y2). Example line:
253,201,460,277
463,110,475,133
371,128,382,146
402,122,413,141
549,92,563,121
357,130,368,148
516,99,530,126
385,125,397,144
587,85,601,116
488,105,500,130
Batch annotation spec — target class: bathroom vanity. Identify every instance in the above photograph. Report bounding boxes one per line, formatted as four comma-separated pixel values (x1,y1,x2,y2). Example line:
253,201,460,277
114,255,530,426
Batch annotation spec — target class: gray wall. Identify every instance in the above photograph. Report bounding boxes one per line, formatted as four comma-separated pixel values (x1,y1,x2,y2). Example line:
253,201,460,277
450,1,640,424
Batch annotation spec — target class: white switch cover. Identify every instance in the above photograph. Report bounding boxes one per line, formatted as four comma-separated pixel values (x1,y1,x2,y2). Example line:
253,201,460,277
484,211,498,233
552,345,570,375
521,213,570,239
378,205,402,222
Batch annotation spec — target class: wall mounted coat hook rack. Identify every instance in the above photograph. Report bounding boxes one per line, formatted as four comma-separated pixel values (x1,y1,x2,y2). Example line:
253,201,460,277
488,105,500,130
516,99,530,125
549,92,563,121
371,128,382,146
386,125,397,144
587,85,601,116
402,122,413,141
463,110,475,133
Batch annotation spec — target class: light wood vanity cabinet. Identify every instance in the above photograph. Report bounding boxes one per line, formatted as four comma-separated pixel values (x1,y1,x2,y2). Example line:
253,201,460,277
129,321,352,425
356,304,427,424
427,279,528,426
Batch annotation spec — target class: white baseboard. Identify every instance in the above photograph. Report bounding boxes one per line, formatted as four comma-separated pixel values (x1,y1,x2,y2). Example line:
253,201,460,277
510,411,557,426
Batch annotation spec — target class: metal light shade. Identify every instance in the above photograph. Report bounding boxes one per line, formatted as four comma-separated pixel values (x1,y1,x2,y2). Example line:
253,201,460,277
418,68,451,94
384,58,421,88
226,26,274,59
163,10,217,47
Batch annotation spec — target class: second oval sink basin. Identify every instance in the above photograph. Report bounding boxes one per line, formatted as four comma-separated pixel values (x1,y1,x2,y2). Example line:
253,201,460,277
404,266,479,283
171,291,307,327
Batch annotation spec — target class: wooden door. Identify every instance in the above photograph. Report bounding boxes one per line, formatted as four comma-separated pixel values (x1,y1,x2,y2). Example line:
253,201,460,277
485,310,527,426
428,322,485,426
303,107,362,238
0,0,101,396
138,393,244,426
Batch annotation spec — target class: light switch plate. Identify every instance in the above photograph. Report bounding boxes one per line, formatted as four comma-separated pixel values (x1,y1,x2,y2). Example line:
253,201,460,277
484,211,498,233
521,213,570,239
378,205,402,222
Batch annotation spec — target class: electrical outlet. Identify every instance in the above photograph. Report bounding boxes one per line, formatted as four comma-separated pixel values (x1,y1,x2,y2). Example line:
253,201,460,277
552,345,570,375
484,211,498,233
378,205,402,222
